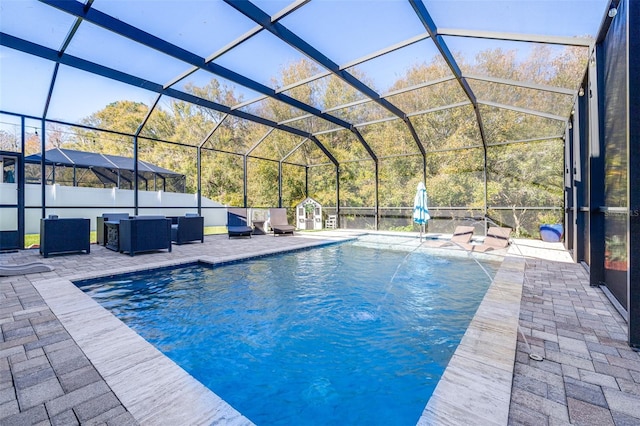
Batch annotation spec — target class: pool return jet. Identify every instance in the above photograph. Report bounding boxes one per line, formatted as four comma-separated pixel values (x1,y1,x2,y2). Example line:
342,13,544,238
408,185,542,362
374,181,432,311
393,209,544,362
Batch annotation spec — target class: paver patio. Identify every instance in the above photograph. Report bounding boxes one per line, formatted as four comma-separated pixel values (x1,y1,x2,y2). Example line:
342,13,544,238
1,231,639,425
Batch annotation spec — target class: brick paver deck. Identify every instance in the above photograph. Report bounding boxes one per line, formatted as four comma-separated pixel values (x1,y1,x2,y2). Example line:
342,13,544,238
1,231,639,425
1,272,137,425
508,257,640,425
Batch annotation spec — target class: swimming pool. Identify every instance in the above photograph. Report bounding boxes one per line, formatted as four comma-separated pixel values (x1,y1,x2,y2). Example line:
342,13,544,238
76,242,498,425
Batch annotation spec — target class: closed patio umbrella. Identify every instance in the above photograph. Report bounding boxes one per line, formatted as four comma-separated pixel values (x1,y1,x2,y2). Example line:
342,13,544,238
413,182,430,242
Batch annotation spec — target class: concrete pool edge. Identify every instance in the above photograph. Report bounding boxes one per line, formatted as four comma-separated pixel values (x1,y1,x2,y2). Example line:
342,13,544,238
67,236,352,284
29,235,523,425
418,255,525,425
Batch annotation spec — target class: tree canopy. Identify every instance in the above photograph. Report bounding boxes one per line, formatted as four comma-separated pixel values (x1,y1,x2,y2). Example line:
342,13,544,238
28,45,584,237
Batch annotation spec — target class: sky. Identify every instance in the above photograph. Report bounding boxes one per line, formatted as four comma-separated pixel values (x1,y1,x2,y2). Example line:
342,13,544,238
0,0,611,128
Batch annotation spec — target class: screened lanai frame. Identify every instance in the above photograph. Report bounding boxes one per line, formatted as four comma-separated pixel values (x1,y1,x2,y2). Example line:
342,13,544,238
0,0,612,236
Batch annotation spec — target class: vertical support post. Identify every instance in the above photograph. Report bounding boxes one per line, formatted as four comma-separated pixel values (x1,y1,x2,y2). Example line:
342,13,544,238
422,153,427,188
564,119,574,255
197,146,202,215
40,120,46,219
483,145,488,234
335,165,340,228
590,49,606,287
305,166,309,199
41,63,59,219
278,161,283,208
133,135,139,215
18,117,25,249
243,155,248,208
374,160,379,230
574,81,589,264
628,0,640,348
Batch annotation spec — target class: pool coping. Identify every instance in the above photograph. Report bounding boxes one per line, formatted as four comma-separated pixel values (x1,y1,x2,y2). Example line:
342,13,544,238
30,235,524,425
418,255,524,425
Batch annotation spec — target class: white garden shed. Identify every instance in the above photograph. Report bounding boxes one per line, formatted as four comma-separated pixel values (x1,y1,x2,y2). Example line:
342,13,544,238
296,197,322,230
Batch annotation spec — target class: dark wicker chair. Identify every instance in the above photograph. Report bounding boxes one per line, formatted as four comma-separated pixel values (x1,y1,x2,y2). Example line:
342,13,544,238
227,208,253,238
40,217,90,258
171,214,204,244
118,216,172,256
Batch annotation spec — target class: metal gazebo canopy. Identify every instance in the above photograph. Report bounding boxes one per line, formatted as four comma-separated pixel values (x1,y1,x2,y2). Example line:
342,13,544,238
24,148,186,192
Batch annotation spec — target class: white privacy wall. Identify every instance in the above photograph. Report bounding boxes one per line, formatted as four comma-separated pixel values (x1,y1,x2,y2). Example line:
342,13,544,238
0,183,227,234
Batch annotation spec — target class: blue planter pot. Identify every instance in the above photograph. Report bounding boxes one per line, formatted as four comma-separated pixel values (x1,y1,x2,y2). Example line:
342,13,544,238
539,224,563,242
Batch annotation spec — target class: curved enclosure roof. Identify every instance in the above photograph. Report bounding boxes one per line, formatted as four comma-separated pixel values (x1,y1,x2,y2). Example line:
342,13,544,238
0,0,610,165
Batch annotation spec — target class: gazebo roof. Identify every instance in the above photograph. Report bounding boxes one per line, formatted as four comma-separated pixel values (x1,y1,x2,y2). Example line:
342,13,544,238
24,148,182,177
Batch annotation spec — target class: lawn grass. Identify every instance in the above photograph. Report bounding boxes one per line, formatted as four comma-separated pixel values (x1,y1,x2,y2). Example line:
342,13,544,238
204,226,227,235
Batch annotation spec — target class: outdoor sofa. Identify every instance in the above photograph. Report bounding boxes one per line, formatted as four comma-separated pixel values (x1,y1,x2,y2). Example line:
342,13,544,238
118,216,172,256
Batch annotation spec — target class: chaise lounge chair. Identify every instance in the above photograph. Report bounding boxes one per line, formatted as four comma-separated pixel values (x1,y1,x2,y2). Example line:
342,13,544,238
268,208,295,236
227,208,253,238
423,225,475,248
460,226,512,252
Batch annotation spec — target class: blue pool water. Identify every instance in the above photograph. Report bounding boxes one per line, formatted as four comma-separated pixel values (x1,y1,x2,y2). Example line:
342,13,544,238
76,242,498,425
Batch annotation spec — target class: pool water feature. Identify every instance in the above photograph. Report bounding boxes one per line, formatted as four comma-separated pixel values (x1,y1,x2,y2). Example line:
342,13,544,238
76,242,498,425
